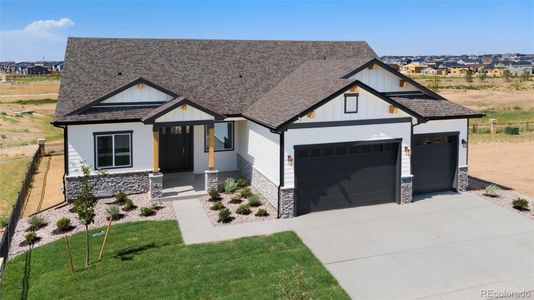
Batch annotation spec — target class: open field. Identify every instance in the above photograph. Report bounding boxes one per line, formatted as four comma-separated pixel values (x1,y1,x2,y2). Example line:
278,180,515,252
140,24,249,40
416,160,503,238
0,156,30,219
0,80,60,102
1,221,348,299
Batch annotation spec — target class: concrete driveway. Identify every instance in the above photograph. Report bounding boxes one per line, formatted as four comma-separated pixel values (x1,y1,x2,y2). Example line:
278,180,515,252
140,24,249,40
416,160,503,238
174,192,534,299
288,193,534,299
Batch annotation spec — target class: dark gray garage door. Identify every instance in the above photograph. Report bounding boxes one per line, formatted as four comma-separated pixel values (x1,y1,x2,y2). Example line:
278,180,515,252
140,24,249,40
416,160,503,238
412,133,458,194
294,140,400,216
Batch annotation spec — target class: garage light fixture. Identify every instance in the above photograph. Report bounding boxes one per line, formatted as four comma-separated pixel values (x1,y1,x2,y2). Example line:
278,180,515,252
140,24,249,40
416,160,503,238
404,146,411,156
287,155,293,166
461,139,467,148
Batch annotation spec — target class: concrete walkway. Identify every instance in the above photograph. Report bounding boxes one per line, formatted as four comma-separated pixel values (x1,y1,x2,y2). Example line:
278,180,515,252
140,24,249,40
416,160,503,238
173,193,534,299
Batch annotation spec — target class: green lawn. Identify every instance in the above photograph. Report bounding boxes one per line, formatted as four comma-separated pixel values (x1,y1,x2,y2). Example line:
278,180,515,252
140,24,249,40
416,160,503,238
1,221,348,299
0,157,30,219
472,107,534,125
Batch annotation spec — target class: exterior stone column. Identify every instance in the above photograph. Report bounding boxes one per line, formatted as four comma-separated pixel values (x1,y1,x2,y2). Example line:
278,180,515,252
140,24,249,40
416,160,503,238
457,166,468,192
149,173,163,200
279,187,295,218
400,176,413,204
205,169,219,191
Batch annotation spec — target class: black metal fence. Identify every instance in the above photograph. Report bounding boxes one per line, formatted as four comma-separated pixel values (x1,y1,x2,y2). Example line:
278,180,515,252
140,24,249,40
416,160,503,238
470,121,533,134
0,147,41,277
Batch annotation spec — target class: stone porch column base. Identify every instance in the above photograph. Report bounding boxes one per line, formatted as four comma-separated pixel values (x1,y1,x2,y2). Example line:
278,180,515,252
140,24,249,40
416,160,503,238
400,176,413,204
149,173,163,200
205,169,219,191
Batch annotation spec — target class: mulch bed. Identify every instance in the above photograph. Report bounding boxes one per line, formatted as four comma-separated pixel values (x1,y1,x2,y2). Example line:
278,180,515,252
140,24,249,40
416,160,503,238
199,187,277,226
8,193,176,259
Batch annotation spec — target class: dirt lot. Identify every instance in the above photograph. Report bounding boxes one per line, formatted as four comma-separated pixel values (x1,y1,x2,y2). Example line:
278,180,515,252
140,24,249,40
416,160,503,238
469,141,534,197
0,81,59,102
439,90,534,111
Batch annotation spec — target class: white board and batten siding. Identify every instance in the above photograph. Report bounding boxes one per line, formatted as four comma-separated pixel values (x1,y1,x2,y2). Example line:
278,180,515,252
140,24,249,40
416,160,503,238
413,119,468,167
350,65,419,93
67,122,153,176
155,106,214,123
100,84,174,104
236,120,280,185
285,88,414,188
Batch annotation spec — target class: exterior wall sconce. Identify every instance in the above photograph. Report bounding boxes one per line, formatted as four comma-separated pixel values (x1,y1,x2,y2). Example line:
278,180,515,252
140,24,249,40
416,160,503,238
137,82,145,89
180,104,188,110
461,139,467,148
287,155,293,166
404,146,411,156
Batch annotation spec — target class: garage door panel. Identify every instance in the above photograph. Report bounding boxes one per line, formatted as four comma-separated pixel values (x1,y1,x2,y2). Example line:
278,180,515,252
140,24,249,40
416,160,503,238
412,133,458,194
295,141,399,216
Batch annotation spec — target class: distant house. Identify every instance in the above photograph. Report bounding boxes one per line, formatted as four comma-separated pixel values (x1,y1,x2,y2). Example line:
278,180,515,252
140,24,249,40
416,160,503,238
28,65,49,75
421,67,437,76
401,63,425,74
506,61,533,75
446,64,470,76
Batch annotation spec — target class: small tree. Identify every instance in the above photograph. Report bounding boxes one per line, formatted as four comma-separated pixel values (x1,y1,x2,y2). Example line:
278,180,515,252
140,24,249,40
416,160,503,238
520,70,530,82
464,70,473,83
478,71,487,82
502,69,512,82
74,164,104,267
429,75,440,91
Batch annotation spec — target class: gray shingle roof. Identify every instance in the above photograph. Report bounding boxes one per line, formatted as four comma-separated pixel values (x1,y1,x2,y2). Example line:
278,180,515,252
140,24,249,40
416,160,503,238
244,58,371,128
389,96,483,119
57,38,377,120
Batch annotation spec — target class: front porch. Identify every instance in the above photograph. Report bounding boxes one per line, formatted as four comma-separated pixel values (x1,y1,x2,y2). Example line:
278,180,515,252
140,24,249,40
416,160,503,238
160,171,239,200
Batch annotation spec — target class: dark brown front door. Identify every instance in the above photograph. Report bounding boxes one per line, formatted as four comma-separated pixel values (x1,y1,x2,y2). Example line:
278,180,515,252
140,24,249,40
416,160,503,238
159,126,193,172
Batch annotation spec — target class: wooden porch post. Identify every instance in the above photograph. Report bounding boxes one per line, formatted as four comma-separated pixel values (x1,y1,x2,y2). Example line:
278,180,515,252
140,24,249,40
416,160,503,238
153,129,159,174
208,124,215,170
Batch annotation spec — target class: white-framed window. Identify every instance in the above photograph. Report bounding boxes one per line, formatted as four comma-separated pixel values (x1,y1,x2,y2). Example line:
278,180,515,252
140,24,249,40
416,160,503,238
204,122,234,152
94,131,133,169
344,93,358,113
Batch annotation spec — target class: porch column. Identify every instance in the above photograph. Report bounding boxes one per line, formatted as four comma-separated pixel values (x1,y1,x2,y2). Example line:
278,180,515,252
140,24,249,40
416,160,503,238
205,123,218,190
208,124,215,169
153,130,159,174
149,128,162,200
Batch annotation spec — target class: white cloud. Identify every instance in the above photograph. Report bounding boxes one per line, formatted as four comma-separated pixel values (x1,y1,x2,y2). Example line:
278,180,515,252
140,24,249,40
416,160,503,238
24,18,74,32
0,18,75,61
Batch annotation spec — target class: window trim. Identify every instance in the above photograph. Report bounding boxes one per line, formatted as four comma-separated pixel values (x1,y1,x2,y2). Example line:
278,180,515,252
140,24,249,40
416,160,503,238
344,93,359,114
93,130,133,170
204,121,235,152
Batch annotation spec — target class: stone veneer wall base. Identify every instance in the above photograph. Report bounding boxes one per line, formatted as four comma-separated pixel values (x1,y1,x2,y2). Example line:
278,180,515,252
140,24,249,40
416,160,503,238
400,176,413,204
236,154,279,210
204,169,219,191
279,187,295,218
65,171,150,201
149,173,163,200
457,166,468,192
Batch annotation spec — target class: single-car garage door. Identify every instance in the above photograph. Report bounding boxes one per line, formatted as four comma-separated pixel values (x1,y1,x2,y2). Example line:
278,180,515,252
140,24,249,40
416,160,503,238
294,140,400,216
412,133,458,194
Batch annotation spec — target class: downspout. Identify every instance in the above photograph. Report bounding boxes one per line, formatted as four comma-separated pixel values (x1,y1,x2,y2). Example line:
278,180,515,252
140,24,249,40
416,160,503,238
270,128,285,218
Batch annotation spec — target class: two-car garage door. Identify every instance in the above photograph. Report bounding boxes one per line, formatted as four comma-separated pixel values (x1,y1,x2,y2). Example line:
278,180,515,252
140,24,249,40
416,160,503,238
294,140,400,216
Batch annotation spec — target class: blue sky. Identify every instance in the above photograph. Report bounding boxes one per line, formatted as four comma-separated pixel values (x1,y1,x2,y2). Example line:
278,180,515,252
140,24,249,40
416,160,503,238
1,0,533,61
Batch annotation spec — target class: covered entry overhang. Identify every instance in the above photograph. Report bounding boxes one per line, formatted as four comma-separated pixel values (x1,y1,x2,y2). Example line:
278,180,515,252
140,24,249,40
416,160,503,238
142,97,225,199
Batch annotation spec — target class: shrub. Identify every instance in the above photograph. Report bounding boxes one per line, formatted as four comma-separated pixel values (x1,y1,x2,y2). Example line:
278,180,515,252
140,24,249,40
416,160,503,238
140,206,156,217
236,204,251,215
255,208,269,217
122,198,136,211
27,215,46,231
0,217,7,228
240,187,253,199
218,208,232,223
114,191,129,205
56,217,71,232
247,194,262,207
211,201,224,211
224,177,238,193
208,188,221,201
229,196,242,204
25,232,38,245
512,198,529,211
484,184,500,197
236,177,248,188
107,205,122,220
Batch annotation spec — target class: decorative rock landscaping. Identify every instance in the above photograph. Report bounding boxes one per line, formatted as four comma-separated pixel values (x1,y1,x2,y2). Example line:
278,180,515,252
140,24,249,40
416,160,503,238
8,193,175,259
470,188,534,221
199,178,277,226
